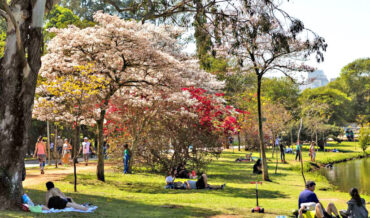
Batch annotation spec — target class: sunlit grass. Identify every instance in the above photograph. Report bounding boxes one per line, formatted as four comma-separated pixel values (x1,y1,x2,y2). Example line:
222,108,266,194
1,141,368,217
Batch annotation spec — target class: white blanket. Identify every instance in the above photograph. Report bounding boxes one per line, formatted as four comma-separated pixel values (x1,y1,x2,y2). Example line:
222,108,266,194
41,206,98,213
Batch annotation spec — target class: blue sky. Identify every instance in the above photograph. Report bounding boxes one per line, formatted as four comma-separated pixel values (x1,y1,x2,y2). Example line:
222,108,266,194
281,0,370,79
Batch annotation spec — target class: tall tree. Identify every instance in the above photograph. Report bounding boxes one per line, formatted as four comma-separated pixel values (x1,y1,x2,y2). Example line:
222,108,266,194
0,0,58,210
328,58,370,125
214,0,327,181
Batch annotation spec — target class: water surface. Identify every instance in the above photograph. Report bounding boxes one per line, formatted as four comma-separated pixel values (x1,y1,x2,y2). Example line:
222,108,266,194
320,158,369,194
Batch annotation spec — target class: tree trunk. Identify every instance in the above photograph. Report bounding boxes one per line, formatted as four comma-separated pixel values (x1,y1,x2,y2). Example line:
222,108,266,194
297,118,306,185
47,120,51,165
238,132,241,151
54,125,58,168
0,0,55,209
257,76,270,181
73,124,80,192
96,109,106,181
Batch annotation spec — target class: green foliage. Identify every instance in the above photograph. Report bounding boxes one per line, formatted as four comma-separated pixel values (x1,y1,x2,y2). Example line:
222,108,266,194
0,31,6,57
300,87,351,125
359,125,370,152
45,5,95,29
328,58,370,124
262,77,300,114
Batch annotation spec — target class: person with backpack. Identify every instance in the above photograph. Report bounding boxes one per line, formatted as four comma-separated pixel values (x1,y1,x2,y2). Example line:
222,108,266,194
123,144,131,174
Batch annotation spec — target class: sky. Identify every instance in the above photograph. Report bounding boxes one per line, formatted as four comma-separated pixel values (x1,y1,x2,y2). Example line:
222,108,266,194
281,0,370,80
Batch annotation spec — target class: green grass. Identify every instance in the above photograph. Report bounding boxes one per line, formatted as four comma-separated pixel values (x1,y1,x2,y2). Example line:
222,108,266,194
1,141,369,217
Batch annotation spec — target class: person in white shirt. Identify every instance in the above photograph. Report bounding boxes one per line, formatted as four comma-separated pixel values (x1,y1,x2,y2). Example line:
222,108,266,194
165,170,176,189
79,137,94,166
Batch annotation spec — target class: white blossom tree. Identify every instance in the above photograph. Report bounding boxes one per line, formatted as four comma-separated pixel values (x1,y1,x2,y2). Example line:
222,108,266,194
39,11,223,181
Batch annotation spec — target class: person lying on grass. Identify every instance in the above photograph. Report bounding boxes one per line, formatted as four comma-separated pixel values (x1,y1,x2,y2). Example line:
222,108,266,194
45,181,88,211
183,173,225,190
298,181,340,218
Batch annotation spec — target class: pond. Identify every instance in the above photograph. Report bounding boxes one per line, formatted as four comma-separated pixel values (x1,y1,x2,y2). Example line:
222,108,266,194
319,157,370,194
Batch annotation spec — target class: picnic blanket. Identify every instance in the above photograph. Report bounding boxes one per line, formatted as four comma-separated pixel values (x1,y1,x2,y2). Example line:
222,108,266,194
41,206,98,213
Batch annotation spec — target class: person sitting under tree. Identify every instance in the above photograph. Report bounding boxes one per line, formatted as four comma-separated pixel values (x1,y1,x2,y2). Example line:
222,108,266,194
45,181,88,211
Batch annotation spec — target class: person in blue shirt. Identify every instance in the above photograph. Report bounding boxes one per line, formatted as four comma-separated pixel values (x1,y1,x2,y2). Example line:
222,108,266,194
123,144,131,174
298,181,340,218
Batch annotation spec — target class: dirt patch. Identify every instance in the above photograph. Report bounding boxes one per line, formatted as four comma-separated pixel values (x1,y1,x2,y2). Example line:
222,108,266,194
23,163,98,187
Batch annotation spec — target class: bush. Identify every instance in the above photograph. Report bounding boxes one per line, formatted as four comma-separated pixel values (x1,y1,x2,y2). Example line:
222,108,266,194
358,125,370,152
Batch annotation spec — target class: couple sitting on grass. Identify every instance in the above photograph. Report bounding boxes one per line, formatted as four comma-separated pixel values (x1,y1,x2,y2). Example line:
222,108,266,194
165,170,225,190
298,181,368,218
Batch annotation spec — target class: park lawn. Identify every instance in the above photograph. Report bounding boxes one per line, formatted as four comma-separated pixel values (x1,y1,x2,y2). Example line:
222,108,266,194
1,142,369,218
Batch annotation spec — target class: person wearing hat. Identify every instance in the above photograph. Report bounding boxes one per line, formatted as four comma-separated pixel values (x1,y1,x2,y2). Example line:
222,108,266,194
298,181,340,218
79,137,94,166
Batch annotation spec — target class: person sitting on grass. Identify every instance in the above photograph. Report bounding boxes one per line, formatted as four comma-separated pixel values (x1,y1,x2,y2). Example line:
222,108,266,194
253,159,262,174
340,188,368,218
165,170,176,189
298,181,340,218
184,173,225,190
45,181,88,211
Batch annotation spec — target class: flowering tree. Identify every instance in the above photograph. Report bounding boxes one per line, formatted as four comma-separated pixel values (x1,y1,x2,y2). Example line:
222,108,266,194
33,64,101,191
40,11,223,181
104,86,240,172
214,0,327,181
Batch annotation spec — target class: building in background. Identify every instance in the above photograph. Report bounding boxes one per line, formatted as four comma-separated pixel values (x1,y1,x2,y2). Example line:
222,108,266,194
300,70,329,90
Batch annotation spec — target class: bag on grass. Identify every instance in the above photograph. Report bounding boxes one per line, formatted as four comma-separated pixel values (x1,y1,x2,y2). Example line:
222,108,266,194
174,182,184,189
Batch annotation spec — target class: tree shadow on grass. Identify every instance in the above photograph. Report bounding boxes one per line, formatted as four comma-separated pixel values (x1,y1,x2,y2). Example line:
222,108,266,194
212,186,288,199
15,189,220,218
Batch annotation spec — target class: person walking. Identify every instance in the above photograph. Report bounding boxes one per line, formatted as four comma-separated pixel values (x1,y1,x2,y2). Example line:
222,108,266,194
33,136,47,174
79,137,93,166
62,139,72,166
123,144,131,174
295,141,302,161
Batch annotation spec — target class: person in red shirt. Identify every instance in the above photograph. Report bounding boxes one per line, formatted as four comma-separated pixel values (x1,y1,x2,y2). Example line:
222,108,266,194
33,136,47,174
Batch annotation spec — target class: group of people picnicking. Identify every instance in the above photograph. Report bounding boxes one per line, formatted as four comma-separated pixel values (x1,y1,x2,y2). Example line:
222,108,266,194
33,136,95,174
298,181,368,218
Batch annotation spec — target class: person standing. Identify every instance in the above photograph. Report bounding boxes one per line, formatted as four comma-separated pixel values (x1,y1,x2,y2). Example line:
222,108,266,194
309,142,316,162
33,136,47,174
79,137,93,166
279,141,286,163
123,144,131,174
295,141,302,161
56,136,64,165
62,139,72,166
